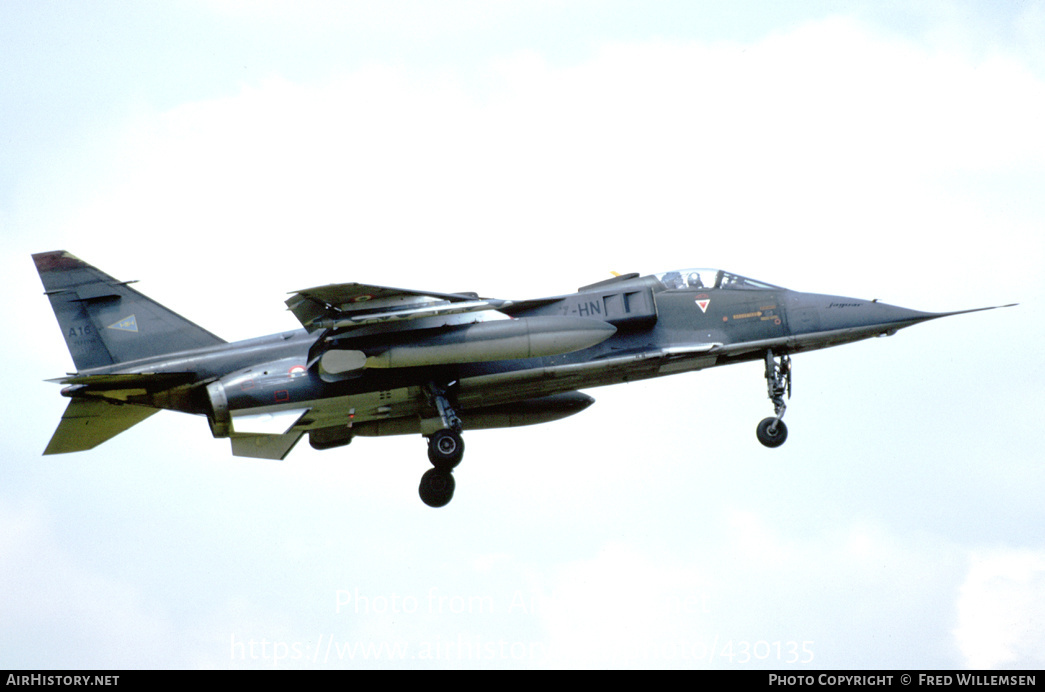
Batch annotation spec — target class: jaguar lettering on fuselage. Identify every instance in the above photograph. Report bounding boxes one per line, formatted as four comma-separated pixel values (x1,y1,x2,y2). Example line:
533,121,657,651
34,252,1014,507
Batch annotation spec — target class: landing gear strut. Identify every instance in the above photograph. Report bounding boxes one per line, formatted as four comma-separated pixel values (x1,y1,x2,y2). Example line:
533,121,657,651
418,382,465,507
757,350,791,448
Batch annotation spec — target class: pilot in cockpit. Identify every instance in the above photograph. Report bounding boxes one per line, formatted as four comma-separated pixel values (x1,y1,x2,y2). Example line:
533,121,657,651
687,272,705,289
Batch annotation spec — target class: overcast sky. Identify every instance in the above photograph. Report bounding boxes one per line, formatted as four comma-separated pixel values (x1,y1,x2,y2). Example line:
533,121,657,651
2,0,1043,669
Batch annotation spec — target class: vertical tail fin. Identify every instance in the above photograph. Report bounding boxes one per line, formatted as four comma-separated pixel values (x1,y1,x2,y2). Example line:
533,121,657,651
33,251,225,371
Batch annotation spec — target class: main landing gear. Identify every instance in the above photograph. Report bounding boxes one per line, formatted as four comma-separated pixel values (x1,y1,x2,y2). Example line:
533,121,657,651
757,350,791,448
418,382,465,508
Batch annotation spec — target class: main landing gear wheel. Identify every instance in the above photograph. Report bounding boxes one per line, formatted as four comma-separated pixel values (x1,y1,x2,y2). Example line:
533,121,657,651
419,468,455,508
427,429,464,471
756,417,788,448
418,382,465,507
758,349,792,449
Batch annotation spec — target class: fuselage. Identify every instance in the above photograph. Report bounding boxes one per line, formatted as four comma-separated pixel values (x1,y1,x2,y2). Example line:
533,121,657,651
68,269,939,440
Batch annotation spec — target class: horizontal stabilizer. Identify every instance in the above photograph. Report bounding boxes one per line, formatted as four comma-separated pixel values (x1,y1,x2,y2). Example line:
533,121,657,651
47,372,198,390
44,399,157,455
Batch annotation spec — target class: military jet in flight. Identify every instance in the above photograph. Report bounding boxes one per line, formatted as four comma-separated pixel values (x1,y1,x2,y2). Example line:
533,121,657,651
35,251,1013,507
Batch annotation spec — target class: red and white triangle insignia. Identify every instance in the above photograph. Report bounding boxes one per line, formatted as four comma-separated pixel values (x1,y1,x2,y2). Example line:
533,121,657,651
695,297,710,313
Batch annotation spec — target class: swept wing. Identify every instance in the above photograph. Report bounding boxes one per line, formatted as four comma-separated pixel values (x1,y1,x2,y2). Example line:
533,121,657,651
286,282,511,332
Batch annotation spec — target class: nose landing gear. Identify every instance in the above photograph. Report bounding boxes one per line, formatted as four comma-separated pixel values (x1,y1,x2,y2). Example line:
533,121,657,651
757,350,791,448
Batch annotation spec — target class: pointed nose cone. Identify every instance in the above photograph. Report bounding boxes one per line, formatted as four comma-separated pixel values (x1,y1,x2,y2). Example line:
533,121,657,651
842,301,938,333
787,292,1014,349
791,294,931,333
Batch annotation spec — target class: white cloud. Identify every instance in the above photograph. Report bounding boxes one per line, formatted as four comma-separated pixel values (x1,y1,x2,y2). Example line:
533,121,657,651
57,16,1044,307
954,549,1045,669
0,502,178,667
529,515,974,669
536,542,714,668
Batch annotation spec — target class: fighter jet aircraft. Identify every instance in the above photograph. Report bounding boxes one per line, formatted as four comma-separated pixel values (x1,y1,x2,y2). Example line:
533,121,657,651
35,251,1013,507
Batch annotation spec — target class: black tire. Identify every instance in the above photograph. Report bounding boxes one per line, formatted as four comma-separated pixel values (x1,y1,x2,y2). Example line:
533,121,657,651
756,417,788,448
427,429,464,471
419,468,455,508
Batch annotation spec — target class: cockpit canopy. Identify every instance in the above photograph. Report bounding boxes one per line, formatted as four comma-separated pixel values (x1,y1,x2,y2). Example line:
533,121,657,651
654,269,782,292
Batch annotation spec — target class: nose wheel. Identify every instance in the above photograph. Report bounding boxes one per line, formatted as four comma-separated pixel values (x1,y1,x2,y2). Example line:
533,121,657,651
757,350,791,448
756,416,788,448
